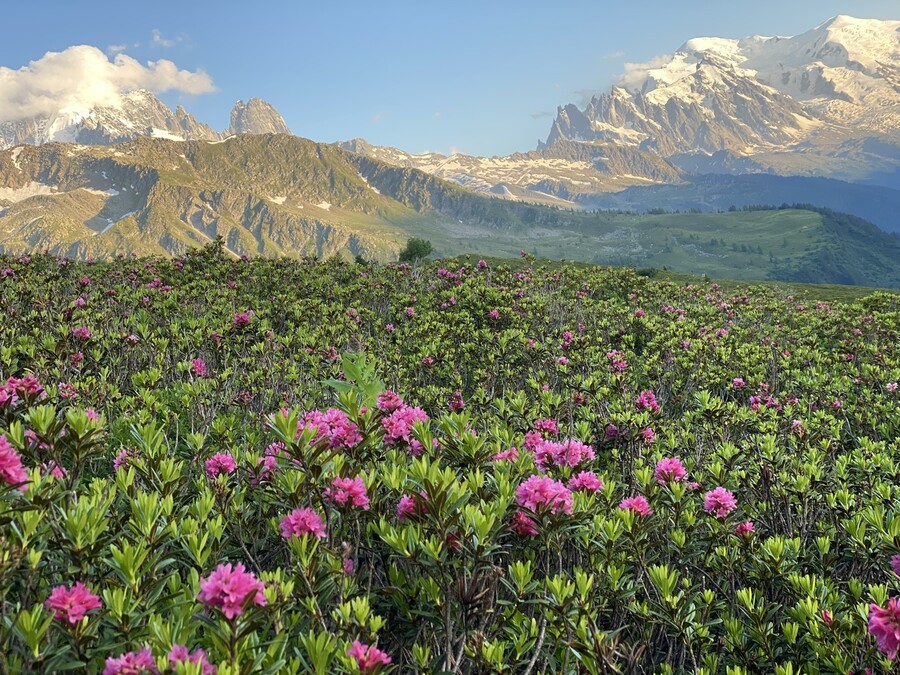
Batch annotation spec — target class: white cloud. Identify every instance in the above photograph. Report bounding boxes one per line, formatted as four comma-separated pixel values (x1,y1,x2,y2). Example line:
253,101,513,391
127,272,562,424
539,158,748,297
107,43,128,54
0,45,215,123
151,29,178,48
617,55,673,91
602,50,626,61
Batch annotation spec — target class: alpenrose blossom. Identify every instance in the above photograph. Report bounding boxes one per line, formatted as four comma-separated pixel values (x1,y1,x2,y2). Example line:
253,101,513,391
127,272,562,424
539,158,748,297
325,476,370,510
280,507,326,539
299,408,362,449
869,597,900,660
382,405,429,449
347,641,392,673
515,475,573,515
567,471,604,493
0,435,29,490
103,648,158,675
704,487,738,518
45,582,102,623
619,495,653,517
197,563,267,620
891,554,900,577
492,446,519,462
169,644,216,675
510,511,539,537
735,521,755,537
532,438,595,469
654,457,687,485
205,452,237,478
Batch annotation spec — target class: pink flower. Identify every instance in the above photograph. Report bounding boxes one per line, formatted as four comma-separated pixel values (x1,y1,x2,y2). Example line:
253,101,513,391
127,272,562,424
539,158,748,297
41,461,67,479
396,494,422,521
103,648,158,675
376,390,404,412
735,521,755,537
114,449,137,473
556,356,569,365
641,427,655,445
568,471,603,493
280,508,326,539
198,563,267,620
732,378,745,389
654,457,687,485
619,495,652,517
343,558,355,575
191,358,207,377
72,326,91,340
448,390,465,411
492,447,519,462
634,390,660,413
888,383,898,393
515,475,573,515
346,641,392,674
704,487,737,518
205,453,237,478
300,408,363,449
382,405,429,449
325,476,370,510
891,554,900,577
168,645,216,675
233,312,251,326
533,418,558,436
869,597,900,660
510,511,539,537
489,309,500,320
45,582,103,623
0,435,29,490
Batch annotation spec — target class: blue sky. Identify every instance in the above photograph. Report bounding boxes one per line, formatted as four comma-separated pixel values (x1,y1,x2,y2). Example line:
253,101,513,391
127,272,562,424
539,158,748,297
1,1,897,156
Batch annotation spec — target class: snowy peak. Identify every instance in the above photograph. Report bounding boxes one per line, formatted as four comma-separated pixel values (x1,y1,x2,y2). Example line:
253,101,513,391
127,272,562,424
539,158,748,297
228,98,291,136
542,15,900,180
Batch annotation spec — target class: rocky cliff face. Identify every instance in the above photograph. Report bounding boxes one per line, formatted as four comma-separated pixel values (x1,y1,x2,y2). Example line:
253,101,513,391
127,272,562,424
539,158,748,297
228,98,291,135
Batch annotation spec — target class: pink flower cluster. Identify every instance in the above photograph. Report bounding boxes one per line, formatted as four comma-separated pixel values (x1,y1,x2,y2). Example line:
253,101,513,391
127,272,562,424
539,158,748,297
191,358,208,377
703,487,737,518
205,452,237,478
532,438,595,469
869,597,900,660
325,476,370,510
197,563,267,620
654,457,687,485
568,471,603,493
103,648,157,675
169,645,216,675
280,507,326,539
382,405,429,452
619,495,652,517
376,390,404,412
347,641,392,673
515,475,573,515
606,350,628,374
634,390,660,413
0,435,29,490
45,581,103,623
0,374,45,407
300,408,363,449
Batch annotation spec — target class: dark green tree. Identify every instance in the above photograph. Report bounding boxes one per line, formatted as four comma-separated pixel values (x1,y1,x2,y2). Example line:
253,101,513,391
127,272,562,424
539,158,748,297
398,238,433,262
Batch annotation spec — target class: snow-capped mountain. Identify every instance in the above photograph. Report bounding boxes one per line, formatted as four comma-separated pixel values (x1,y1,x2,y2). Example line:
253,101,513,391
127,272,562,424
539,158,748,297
542,15,900,183
0,90,290,150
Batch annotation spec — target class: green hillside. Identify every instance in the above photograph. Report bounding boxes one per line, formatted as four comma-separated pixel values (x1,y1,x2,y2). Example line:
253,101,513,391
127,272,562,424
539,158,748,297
1,135,898,286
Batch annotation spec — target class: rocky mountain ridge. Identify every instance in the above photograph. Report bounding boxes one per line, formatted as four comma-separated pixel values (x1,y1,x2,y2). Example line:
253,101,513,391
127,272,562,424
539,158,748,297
0,90,290,150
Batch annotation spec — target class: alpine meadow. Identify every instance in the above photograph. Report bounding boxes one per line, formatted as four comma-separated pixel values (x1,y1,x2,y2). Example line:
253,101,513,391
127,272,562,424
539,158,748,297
0,5,899,674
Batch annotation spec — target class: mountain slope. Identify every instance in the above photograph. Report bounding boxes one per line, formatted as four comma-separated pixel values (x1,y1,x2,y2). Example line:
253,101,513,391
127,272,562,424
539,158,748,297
229,99,291,135
1,135,898,287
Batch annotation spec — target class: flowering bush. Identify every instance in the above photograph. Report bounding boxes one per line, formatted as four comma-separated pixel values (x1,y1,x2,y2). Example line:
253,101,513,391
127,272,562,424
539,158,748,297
0,248,898,671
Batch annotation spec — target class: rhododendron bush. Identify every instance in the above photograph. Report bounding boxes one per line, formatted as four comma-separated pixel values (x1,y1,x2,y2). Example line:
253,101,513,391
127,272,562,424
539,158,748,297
0,244,898,673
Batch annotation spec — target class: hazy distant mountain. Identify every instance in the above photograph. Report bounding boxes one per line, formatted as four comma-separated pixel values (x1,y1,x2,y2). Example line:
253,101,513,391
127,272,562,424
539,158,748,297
228,98,291,135
541,15,900,185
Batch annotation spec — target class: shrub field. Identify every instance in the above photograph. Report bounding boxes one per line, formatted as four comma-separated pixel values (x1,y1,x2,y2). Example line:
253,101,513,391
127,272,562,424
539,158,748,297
0,245,899,674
